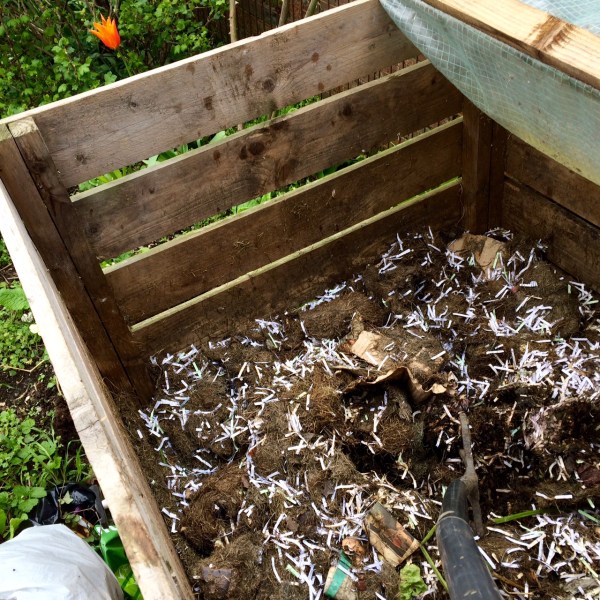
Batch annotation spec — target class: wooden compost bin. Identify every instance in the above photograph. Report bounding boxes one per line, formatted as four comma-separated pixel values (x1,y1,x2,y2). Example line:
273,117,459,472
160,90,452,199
0,0,599,597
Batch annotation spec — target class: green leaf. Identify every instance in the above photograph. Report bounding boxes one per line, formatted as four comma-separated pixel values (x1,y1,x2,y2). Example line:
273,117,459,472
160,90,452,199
30,486,48,499
0,284,29,312
8,514,29,539
16,497,39,513
59,490,72,505
0,508,6,534
399,563,428,600
210,130,227,144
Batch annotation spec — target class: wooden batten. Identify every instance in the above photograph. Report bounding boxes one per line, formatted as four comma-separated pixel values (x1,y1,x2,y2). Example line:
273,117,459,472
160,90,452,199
461,100,493,233
486,123,508,229
76,61,461,260
0,0,417,188
0,180,194,600
133,182,462,356
107,119,463,323
6,119,153,403
422,0,600,91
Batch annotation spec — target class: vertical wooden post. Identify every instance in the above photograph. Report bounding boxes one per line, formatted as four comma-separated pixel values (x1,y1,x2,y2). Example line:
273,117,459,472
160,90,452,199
487,122,508,229
0,120,153,404
461,99,493,233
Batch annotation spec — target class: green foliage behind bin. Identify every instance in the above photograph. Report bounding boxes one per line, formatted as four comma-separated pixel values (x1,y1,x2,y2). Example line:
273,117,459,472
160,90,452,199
0,0,227,118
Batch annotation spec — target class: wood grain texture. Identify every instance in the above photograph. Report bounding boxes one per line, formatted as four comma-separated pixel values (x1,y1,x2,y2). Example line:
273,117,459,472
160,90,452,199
0,125,135,398
422,0,600,90
77,61,462,259
107,119,463,323
133,182,463,356
0,0,416,188
506,136,600,228
502,181,600,292
0,181,194,600
461,99,492,233
8,119,153,402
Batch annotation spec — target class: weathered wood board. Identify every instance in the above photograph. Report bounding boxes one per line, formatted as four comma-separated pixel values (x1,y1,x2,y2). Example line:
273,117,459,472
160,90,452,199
422,0,600,90
0,181,195,600
0,126,135,397
133,182,462,356
502,181,600,293
77,61,461,259
0,0,417,187
8,119,152,402
506,136,600,229
107,120,463,323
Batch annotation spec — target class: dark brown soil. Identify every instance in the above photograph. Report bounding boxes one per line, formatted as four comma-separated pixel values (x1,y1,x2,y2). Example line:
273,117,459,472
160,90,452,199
130,230,600,599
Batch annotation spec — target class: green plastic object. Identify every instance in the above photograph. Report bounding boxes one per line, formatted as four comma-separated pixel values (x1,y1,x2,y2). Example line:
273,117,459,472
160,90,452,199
96,526,143,600
324,551,355,599
115,563,143,600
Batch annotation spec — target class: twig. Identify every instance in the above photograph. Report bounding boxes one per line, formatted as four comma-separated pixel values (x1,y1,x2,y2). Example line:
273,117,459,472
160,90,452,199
278,0,289,27
492,571,527,591
304,0,319,19
0,358,47,373
459,411,485,536
229,0,238,43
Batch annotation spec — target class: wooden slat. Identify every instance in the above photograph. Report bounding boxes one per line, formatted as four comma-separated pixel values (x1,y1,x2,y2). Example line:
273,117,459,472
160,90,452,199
133,181,462,356
422,0,600,90
0,179,194,600
77,61,462,259
0,125,135,398
0,0,416,188
502,181,600,292
107,119,463,323
461,99,492,233
506,136,600,229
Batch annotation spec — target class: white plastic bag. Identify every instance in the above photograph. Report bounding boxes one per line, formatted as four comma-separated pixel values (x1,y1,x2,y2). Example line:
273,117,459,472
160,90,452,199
0,524,123,600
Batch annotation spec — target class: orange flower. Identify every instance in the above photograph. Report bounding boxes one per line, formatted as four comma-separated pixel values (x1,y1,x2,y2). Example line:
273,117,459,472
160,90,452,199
90,14,121,50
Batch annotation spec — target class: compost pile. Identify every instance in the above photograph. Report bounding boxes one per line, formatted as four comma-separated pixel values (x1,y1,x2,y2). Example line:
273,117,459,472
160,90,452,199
136,229,600,600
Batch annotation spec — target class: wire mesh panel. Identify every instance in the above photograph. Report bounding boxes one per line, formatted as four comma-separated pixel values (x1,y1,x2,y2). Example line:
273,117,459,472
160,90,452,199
380,0,600,186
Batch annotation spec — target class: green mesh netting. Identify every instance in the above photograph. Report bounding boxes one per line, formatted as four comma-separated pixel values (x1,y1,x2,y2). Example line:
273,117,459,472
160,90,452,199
380,0,600,185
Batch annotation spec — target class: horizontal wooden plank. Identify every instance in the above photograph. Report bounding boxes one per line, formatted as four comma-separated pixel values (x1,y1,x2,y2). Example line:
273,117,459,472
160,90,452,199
502,180,600,293
0,180,194,600
78,61,461,259
0,0,416,188
107,119,463,323
422,0,600,90
506,136,600,229
133,181,462,356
